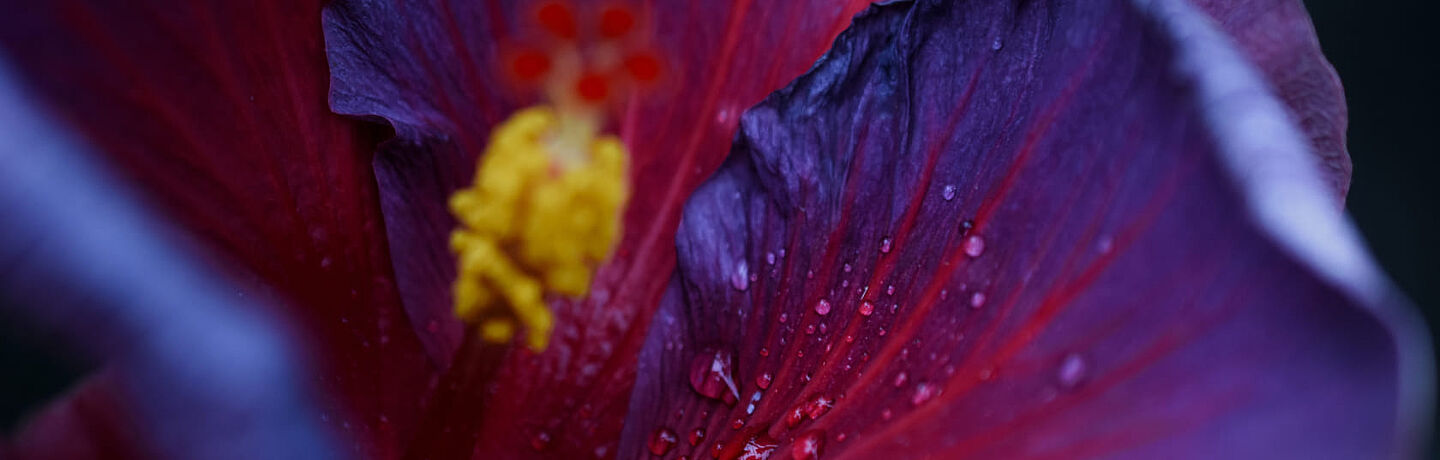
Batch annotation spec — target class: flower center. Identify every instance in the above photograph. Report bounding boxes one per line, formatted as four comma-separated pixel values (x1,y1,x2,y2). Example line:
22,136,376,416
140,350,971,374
448,2,660,351
448,106,628,351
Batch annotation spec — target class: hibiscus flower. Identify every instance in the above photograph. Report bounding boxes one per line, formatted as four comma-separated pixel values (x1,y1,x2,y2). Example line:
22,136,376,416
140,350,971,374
0,0,1429,459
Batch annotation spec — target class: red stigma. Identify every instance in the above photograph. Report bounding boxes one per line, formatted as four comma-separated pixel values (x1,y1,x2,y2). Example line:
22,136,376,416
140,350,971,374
575,73,610,102
624,53,661,82
598,7,635,39
510,51,551,82
536,2,577,40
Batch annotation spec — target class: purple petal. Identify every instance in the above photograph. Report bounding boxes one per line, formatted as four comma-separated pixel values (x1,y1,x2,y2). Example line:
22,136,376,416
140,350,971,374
1191,0,1353,199
0,59,334,460
619,1,1428,458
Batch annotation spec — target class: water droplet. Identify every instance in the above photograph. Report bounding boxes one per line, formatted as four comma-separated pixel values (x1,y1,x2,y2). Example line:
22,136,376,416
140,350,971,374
779,313,788,324
648,427,678,455
531,431,552,451
843,263,852,273
757,372,772,389
881,408,892,420
836,433,847,442
689,349,740,405
805,324,817,335
790,430,825,460
731,262,750,291
779,248,787,258
880,238,893,253
960,219,974,234
747,391,763,414
969,291,987,309
759,347,770,357
940,289,948,300
814,299,832,315
689,427,706,446
785,405,806,427
962,235,986,257
992,36,1004,50
804,395,834,419
911,382,938,406
766,252,776,265
740,433,778,460
890,303,900,313
893,371,908,387
858,301,874,316
886,284,896,295
1058,353,1088,388
878,328,887,336
807,269,815,279
942,184,957,201
844,334,854,343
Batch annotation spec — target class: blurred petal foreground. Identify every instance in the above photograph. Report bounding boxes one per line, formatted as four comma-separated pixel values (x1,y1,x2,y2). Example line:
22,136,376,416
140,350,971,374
0,1,1430,460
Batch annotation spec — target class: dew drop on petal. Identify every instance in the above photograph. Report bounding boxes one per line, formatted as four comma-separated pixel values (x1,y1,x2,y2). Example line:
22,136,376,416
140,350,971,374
879,238,893,254
886,284,896,295
740,433,779,460
756,372,772,389
732,418,745,430
992,36,1004,50
766,251,776,265
779,313,788,324
814,299,832,315
843,263,852,273
689,428,706,446
648,427,678,456
689,349,740,405
804,395,834,419
731,262,750,291
911,382,937,406
790,430,825,460
962,235,986,257
969,291,987,309
942,184,957,201
881,408,892,420
531,431,552,452
747,391,764,415
858,301,874,317
892,371,908,388
785,405,806,427
1058,353,1088,388
759,347,770,357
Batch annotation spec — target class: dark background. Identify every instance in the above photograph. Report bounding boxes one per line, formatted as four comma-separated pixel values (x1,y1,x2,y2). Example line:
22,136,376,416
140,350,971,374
1305,0,1440,456
0,0,1437,456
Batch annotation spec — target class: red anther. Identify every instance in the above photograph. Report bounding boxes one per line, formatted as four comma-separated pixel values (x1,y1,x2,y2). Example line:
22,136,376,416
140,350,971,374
537,2,577,39
623,53,661,82
575,73,610,102
598,6,635,39
510,51,551,81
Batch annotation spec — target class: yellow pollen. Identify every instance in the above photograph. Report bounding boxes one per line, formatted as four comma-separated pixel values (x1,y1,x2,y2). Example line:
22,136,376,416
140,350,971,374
448,105,628,351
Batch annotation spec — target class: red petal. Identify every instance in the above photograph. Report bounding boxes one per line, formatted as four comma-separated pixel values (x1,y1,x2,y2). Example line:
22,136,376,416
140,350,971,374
0,2,431,457
323,0,874,456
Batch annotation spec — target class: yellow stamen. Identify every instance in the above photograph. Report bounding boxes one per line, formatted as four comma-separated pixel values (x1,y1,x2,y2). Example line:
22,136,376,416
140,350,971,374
449,106,628,351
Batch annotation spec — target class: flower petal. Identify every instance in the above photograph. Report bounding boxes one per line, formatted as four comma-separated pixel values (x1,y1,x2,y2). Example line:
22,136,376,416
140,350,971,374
0,61,335,460
324,0,871,455
619,1,1428,458
1191,0,1352,199
0,2,432,457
